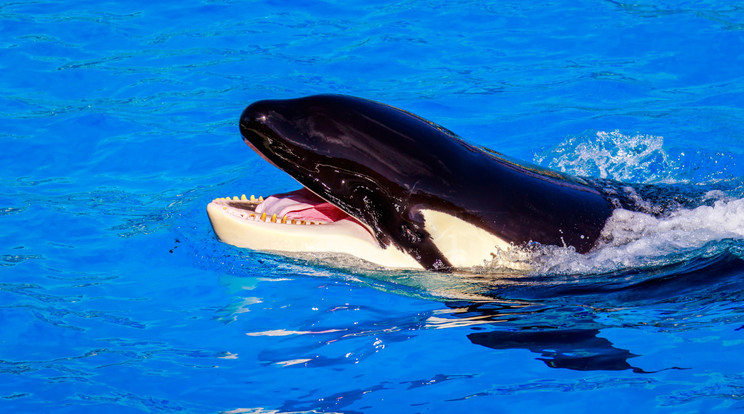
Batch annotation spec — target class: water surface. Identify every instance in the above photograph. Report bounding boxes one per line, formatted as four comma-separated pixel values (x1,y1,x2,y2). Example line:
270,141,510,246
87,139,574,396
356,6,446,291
2,1,744,412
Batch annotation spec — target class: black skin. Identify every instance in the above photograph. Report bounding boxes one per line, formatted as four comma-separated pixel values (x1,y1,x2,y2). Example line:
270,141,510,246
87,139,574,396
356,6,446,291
239,94,615,271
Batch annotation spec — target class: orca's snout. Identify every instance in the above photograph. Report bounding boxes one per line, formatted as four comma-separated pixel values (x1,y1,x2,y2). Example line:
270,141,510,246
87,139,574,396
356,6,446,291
239,99,286,151
239,99,274,134
239,99,299,169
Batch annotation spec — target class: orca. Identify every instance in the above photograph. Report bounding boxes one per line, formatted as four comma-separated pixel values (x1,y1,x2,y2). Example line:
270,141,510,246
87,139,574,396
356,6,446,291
207,94,617,271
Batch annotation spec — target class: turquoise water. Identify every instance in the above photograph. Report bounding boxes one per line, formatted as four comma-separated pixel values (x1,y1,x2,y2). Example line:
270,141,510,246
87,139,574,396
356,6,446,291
3,1,744,412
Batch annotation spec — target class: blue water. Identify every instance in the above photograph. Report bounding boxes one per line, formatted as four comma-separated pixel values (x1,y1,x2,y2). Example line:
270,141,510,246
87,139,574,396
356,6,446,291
3,1,744,412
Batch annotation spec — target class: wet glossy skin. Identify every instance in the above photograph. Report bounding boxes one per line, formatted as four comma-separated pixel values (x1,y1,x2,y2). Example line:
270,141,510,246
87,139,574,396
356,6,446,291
239,94,614,270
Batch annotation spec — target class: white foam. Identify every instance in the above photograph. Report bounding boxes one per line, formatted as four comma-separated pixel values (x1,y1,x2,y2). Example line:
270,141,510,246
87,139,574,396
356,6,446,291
480,196,744,276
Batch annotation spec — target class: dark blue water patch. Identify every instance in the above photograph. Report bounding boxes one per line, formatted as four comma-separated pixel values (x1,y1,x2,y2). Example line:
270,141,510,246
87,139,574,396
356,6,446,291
1,253,43,267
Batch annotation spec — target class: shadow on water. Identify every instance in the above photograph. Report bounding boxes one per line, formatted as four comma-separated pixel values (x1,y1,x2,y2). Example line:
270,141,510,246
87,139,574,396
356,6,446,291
442,251,744,372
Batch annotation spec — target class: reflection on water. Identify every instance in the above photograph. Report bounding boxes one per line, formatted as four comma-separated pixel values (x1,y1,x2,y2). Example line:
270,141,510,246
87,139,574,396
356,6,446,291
442,252,744,372
468,328,640,372
435,301,645,372
212,241,744,386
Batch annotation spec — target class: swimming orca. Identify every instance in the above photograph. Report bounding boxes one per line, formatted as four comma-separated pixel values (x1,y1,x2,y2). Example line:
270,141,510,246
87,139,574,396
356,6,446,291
207,94,616,271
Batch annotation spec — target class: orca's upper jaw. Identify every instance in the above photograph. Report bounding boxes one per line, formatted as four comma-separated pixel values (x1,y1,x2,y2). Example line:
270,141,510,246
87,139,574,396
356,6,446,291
235,97,373,232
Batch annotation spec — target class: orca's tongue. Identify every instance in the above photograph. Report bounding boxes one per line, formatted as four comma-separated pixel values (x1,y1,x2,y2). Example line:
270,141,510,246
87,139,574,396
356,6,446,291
255,188,349,222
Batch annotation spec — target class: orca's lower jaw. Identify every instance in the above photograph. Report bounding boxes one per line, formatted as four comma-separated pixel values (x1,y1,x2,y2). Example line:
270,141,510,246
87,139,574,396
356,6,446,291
206,188,422,269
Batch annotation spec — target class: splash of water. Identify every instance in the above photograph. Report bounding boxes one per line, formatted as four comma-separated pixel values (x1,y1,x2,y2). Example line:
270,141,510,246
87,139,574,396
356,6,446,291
528,197,744,275
534,130,741,185
534,130,674,183
496,131,744,276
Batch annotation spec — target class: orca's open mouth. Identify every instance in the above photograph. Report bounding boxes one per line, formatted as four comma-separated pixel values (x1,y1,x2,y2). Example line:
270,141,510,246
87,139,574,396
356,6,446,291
210,188,350,226
206,184,423,268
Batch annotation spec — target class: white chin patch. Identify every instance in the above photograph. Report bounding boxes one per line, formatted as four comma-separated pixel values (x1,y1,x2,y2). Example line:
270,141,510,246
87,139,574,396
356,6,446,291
419,209,513,268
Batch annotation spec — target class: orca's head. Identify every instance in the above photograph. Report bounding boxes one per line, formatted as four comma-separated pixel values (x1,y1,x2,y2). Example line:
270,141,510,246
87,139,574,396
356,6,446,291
207,94,492,270
207,94,612,271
